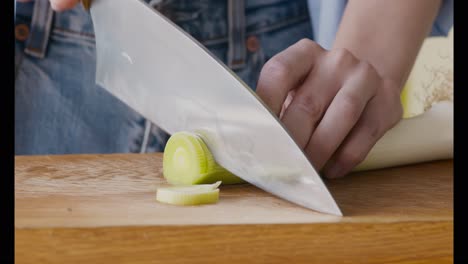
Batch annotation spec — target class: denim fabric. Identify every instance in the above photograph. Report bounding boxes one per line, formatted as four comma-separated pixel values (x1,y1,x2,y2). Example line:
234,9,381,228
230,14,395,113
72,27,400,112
15,0,313,155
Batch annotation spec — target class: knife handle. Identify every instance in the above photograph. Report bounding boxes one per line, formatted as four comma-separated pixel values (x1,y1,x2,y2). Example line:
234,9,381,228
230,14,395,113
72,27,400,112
82,0,92,11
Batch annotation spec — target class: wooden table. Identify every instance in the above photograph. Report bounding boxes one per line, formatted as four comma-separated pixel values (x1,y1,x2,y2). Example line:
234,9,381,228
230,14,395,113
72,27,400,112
15,154,453,263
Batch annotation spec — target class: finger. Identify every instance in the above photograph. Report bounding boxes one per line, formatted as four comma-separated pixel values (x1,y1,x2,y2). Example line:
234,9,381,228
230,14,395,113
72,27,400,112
50,0,79,11
304,62,379,170
280,48,357,148
322,82,403,179
256,39,324,116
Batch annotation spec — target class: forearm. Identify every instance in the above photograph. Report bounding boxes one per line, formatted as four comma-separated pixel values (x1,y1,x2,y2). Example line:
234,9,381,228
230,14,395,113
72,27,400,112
333,0,443,89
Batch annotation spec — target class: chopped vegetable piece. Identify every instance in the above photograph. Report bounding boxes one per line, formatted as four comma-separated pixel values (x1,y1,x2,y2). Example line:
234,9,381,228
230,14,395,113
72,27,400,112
156,181,221,205
163,131,245,185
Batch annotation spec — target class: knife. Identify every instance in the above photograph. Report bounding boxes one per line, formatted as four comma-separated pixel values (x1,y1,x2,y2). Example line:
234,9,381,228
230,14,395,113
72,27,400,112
82,0,342,216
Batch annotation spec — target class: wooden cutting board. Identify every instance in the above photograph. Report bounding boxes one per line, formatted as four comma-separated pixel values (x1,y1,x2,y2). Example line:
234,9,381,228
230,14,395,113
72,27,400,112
15,154,453,263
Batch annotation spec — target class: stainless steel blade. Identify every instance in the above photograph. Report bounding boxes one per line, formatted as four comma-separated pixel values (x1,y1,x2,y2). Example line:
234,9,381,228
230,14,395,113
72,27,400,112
89,0,342,216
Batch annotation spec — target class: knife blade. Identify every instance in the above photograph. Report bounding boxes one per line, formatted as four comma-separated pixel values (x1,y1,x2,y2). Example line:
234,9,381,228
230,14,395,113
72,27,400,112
87,0,342,216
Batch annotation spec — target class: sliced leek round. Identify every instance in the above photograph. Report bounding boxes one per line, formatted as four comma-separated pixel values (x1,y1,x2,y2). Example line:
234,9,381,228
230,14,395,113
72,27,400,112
156,181,221,206
163,131,245,185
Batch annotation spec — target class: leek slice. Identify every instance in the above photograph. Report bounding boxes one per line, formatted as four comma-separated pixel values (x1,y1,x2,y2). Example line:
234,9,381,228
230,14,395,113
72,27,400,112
156,181,221,206
163,131,245,185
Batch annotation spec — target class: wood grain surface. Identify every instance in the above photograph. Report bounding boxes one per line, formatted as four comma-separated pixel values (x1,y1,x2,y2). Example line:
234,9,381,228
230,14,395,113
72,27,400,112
15,154,453,263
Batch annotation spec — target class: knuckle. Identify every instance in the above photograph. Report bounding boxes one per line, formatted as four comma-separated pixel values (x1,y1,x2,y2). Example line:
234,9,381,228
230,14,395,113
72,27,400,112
358,120,383,144
329,48,355,66
297,38,322,52
340,94,363,119
354,61,380,94
261,58,291,83
339,148,366,168
356,61,377,77
294,96,324,121
355,62,380,87
366,121,382,141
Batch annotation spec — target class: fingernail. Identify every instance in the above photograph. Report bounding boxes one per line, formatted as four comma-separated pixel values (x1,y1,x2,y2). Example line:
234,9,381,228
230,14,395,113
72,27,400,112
325,164,345,179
